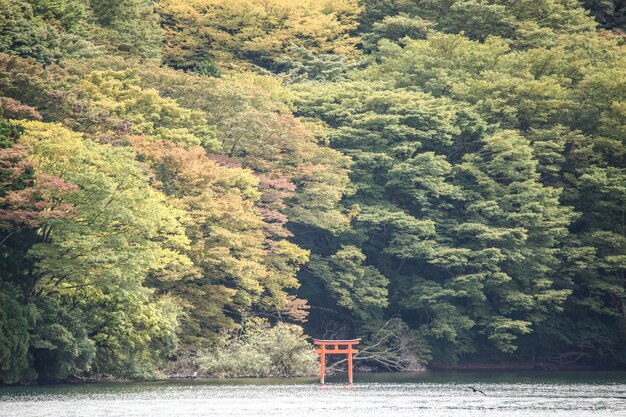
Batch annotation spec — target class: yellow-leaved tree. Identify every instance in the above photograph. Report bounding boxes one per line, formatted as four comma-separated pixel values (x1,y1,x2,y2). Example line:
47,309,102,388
157,0,361,72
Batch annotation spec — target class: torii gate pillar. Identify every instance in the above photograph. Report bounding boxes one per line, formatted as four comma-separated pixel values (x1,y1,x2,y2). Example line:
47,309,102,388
313,339,360,385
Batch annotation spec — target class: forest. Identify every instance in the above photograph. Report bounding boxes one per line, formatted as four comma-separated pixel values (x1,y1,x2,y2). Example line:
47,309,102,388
0,0,625,384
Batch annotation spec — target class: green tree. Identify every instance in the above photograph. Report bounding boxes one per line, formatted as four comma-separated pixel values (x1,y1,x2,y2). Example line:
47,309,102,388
308,246,389,321
294,68,576,363
134,138,309,346
157,0,361,72
359,0,597,48
0,284,33,384
57,69,218,149
15,121,190,377
0,0,92,64
581,0,626,30
89,0,164,59
29,297,95,382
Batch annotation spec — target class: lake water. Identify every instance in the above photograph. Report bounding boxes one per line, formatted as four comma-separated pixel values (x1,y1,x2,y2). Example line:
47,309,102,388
1,371,625,417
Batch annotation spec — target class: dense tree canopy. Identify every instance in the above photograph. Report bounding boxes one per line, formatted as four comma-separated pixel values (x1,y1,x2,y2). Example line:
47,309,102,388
0,0,625,383
157,0,361,72
293,0,626,366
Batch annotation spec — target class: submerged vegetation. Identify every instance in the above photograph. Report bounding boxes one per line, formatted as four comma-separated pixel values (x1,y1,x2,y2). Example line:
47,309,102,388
0,0,625,384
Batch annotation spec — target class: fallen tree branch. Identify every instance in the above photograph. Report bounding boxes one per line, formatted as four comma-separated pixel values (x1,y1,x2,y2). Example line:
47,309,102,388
325,317,430,373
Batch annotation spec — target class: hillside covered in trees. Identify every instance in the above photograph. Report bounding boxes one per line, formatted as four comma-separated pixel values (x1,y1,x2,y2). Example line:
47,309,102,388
0,0,625,384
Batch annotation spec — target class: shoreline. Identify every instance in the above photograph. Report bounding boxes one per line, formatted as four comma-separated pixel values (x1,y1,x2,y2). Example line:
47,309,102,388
3,365,624,388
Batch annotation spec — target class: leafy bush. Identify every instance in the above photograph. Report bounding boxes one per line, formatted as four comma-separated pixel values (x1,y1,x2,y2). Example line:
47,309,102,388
197,321,317,378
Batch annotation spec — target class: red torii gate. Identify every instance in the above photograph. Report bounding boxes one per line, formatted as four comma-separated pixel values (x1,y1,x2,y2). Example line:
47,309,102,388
313,339,360,385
